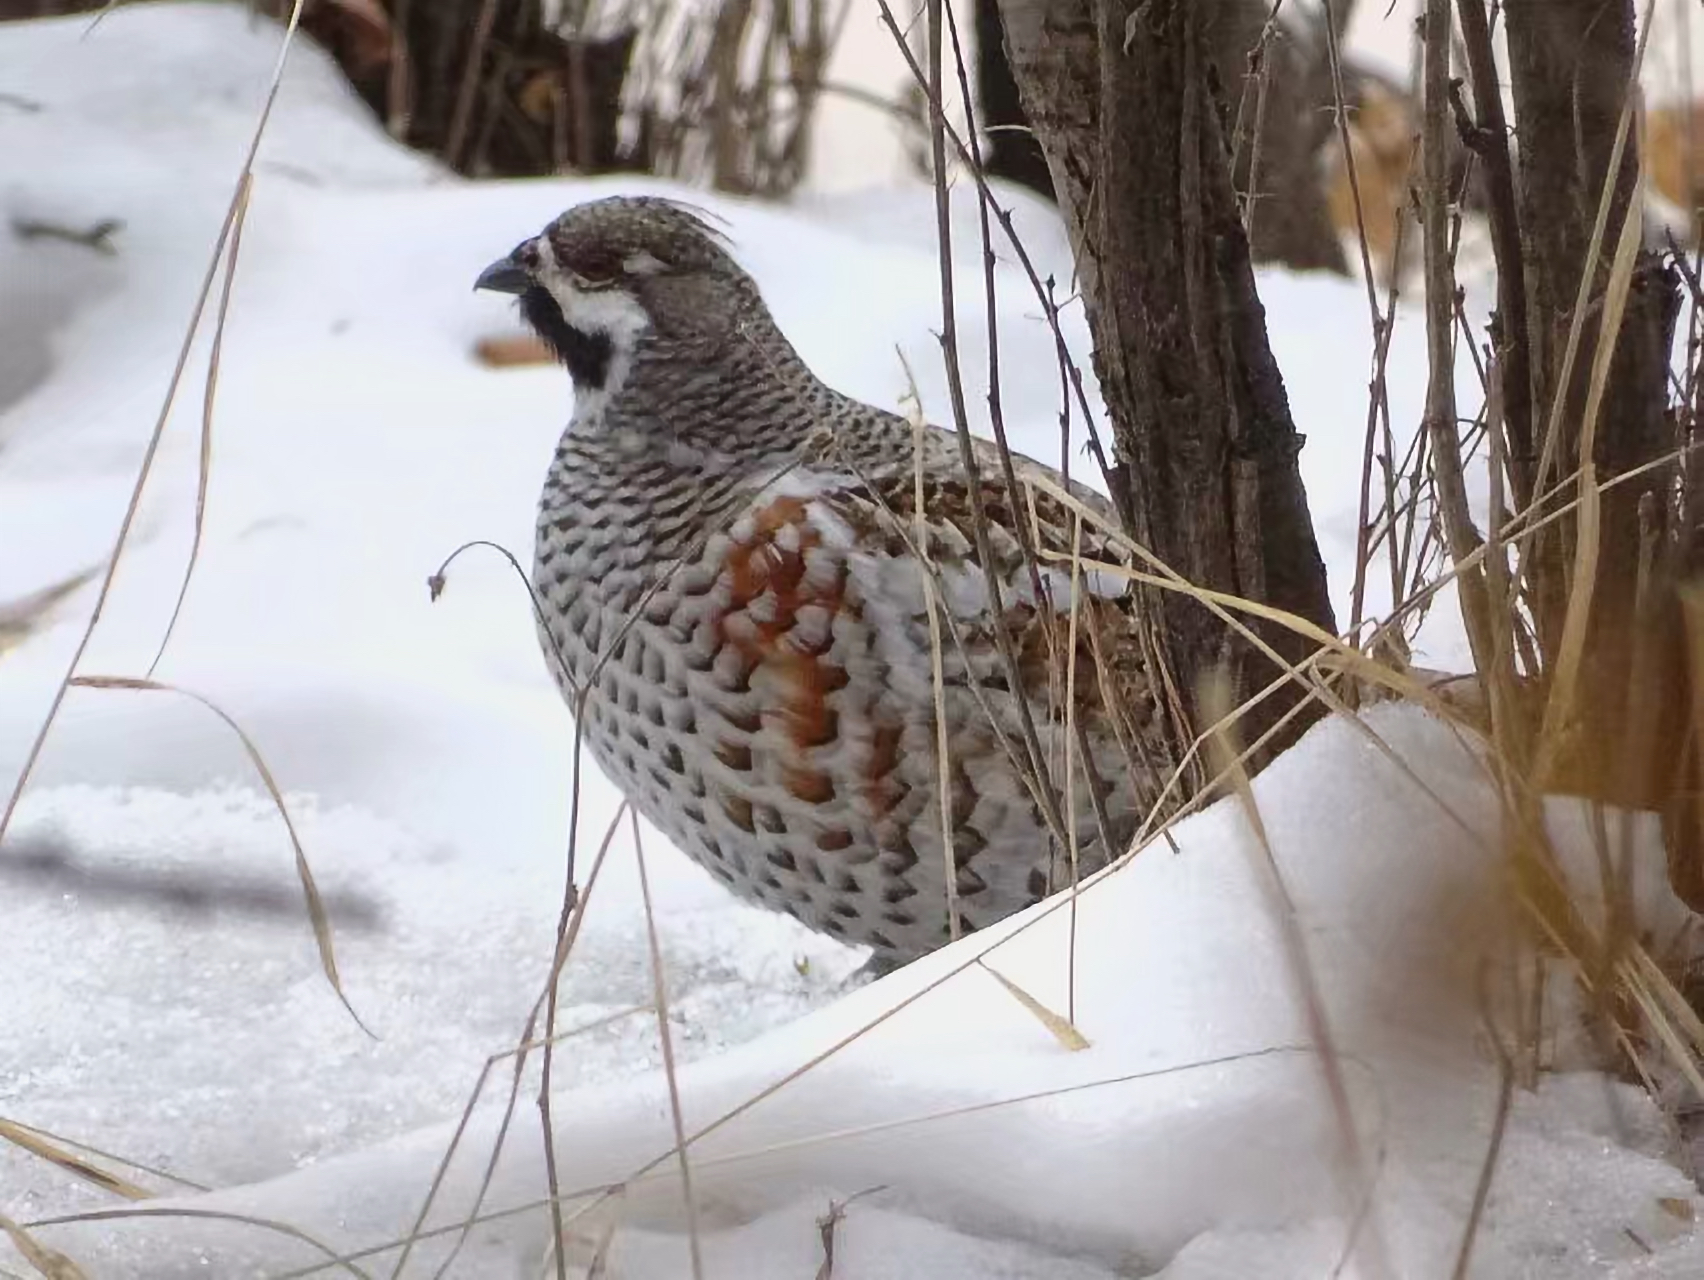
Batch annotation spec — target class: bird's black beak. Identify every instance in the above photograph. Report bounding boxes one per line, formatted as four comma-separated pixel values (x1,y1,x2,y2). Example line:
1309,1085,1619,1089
474,255,532,295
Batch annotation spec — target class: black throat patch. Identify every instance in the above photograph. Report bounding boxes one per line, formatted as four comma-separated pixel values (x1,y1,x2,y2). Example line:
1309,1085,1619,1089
520,287,614,390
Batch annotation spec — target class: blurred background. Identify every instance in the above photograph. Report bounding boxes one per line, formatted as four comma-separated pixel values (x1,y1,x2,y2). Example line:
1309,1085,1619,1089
5,0,1699,279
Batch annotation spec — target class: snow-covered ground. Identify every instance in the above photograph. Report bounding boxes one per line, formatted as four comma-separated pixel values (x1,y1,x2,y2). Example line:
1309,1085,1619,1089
0,5,1698,1278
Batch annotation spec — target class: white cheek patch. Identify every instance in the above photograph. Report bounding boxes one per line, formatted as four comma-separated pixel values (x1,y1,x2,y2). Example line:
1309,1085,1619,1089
539,274,651,345
535,237,653,430
533,231,653,344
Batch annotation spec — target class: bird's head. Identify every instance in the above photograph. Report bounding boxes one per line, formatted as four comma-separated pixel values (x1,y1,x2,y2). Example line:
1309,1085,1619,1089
474,196,760,394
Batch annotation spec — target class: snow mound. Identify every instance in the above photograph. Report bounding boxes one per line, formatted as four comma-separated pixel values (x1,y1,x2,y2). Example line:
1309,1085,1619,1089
17,709,1704,1278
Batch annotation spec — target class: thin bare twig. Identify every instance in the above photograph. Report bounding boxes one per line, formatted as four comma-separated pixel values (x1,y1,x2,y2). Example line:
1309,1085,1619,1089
889,0,1075,871
1420,0,1496,678
403,802,628,1280
902,358,961,944
444,0,500,170
629,810,705,1280
1457,0,1536,514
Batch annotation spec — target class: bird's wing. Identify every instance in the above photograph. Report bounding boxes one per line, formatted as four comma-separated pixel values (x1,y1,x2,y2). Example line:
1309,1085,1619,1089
714,454,1149,740
817,445,1132,610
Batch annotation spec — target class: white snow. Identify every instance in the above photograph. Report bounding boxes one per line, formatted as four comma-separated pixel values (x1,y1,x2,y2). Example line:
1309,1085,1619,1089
0,5,1697,1278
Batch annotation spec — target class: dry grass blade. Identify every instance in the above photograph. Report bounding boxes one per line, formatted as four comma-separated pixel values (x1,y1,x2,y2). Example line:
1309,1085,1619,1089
868,0,1117,498
65,675,370,1036
1318,0,1383,311
281,798,1393,1280
1480,375,1523,778
0,1211,85,1280
820,439,1075,850
399,802,628,1280
269,1047,1335,1280
1527,0,1661,500
1347,249,1411,647
148,170,253,678
422,542,629,1278
0,1117,207,1198
628,811,704,1280
532,716,599,1275
1009,473,1495,849
1026,540,1447,716
901,359,961,945
24,1206,371,1280
901,0,1071,854
367,1001,650,1277
1532,151,1650,781
623,1044,1338,1183
0,0,309,850
1456,0,1536,515
974,959,1089,1051
1062,506,1084,1022
1202,673,1390,1280
1450,1009,1515,1280
1627,945,1704,1064
1621,963,1704,1100
0,1119,152,1202
936,1,1060,559
529,951,1057,1233
1379,442,1700,658
1419,0,1495,681
422,441,846,1276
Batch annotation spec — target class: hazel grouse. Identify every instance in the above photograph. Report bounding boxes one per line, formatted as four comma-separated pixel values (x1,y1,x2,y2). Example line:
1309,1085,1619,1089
475,196,1165,970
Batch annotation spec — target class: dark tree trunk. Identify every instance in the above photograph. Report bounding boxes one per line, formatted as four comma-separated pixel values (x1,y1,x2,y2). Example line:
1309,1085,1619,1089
1501,0,1685,816
974,0,1053,201
0,1,638,179
371,0,639,177
979,0,1347,274
1210,0,1349,274
0,0,99,15
238,0,643,178
995,0,1338,779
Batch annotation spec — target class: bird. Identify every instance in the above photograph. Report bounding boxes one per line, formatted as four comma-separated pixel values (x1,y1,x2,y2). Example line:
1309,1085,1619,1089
474,195,1171,971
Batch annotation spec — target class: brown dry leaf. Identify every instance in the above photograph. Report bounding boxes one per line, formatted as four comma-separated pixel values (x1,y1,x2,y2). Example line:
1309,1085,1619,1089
1323,80,1416,282
475,333,553,368
1648,98,1704,216
1658,1196,1696,1222
519,72,558,125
